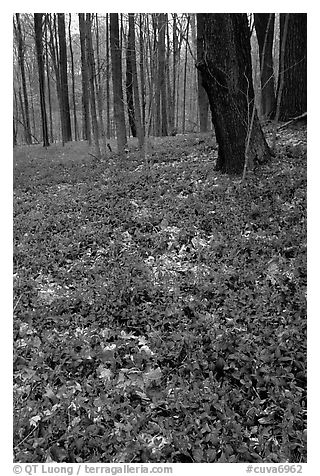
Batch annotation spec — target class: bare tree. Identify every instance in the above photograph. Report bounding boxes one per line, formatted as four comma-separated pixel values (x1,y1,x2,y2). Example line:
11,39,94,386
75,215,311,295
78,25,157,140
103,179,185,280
68,13,79,141
34,13,49,147
14,14,32,144
78,13,91,143
254,14,276,118
110,13,127,154
128,13,144,148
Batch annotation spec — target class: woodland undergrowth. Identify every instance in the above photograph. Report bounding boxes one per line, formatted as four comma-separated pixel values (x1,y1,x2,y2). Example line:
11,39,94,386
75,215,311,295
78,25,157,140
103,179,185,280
13,128,307,463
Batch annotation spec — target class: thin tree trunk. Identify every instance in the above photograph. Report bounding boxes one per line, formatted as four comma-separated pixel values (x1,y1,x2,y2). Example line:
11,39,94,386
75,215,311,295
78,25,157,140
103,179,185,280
78,13,91,143
139,14,146,134
272,13,289,150
197,14,209,132
129,13,144,148
57,13,72,142
95,14,107,155
68,13,79,141
126,25,136,137
34,13,49,147
14,14,32,144
85,14,101,159
158,13,168,136
254,13,276,118
105,14,111,139
182,16,190,134
48,14,63,142
44,15,54,142
110,13,127,154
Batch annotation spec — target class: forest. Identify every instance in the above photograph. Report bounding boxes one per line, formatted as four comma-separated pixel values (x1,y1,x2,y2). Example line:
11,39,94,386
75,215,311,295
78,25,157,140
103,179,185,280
13,13,307,464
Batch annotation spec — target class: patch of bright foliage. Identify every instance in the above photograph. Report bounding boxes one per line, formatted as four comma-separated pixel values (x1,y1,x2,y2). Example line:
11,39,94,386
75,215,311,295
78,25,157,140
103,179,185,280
13,132,306,463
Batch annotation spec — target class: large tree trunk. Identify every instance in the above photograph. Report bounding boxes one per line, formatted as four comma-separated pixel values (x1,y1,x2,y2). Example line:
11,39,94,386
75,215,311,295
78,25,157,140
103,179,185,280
110,13,127,154
78,13,91,143
34,13,49,147
57,13,72,142
196,14,270,175
254,14,276,119
277,13,307,121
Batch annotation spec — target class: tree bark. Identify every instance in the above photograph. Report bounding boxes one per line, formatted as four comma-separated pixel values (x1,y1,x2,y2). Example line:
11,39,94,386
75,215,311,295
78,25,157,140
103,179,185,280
68,14,79,141
158,13,168,136
110,13,127,154
34,13,49,147
197,14,270,175
196,14,210,133
126,25,137,137
57,13,72,142
254,14,276,118
276,13,307,121
105,14,111,139
139,14,146,134
14,14,32,144
85,14,101,160
78,13,91,142
128,13,144,148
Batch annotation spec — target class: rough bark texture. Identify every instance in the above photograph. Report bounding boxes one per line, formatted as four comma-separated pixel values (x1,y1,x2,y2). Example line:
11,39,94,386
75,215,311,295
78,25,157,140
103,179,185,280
196,14,270,175
196,14,209,132
110,13,127,154
277,13,307,121
34,14,49,147
57,13,72,142
254,13,276,118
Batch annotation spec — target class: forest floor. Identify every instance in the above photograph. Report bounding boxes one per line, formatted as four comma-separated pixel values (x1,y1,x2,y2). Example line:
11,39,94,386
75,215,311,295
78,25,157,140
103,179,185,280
13,126,307,463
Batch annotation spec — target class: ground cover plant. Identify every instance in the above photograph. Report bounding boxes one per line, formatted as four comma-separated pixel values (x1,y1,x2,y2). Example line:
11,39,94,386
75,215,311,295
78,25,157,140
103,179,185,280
13,128,307,463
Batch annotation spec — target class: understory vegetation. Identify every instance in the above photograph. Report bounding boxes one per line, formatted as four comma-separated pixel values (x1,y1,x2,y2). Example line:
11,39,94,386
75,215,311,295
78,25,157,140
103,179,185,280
13,128,307,463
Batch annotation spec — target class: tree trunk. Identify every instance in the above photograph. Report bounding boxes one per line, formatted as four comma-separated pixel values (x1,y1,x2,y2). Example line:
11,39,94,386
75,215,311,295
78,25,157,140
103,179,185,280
57,13,72,142
110,13,127,154
159,13,168,136
105,14,111,139
254,14,276,118
68,14,79,141
34,13,49,147
85,14,101,160
126,25,137,137
196,14,209,132
14,14,32,144
94,14,107,156
182,15,190,134
47,14,63,142
197,14,270,175
277,13,307,121
128,13,144,148
44,15,54,142
78,13,91,143
139,14,146,135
